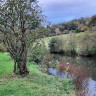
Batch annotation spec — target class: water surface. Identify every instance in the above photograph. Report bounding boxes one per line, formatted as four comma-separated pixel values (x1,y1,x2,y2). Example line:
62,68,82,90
49,54,96,96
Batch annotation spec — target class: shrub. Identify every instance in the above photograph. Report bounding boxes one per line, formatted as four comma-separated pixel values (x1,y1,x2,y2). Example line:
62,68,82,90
76,32,96,56
49,37,64,53
65,32,77,55
40,51,53,73
57,61,88,96
28,44,47,64
89,45,96,55
49,31,96,56
49,33,77,55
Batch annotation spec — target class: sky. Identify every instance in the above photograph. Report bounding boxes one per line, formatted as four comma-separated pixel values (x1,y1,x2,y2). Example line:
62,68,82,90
38,0,96,25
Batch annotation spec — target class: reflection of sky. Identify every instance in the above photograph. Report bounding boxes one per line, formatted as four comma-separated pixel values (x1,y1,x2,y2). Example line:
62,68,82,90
38,0,96,24
88,78,96,96
48,68,96,96
49,54,96,95
48,68,70,79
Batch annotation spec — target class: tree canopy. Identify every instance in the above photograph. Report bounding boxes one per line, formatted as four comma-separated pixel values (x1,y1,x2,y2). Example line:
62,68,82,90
0,0,47,75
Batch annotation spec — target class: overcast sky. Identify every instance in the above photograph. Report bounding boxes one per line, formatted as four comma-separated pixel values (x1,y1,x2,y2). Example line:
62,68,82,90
38,0,96,25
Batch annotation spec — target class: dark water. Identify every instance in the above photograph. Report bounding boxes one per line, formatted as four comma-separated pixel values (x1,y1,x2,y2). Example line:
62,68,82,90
48,54,96,96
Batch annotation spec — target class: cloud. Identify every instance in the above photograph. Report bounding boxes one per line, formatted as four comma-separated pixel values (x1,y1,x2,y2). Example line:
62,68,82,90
38,0,96,24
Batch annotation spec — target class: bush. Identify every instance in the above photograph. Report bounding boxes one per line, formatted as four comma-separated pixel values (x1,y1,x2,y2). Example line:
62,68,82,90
49,31,96,56
76,32,96,56
65,32,77,55
28,44,47,64
49,33,77,55
40,51,53,73
49,37,64,53
89,45,96,56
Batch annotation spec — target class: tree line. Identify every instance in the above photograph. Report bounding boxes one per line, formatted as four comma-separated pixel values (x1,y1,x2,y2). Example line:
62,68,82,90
49,15,96,36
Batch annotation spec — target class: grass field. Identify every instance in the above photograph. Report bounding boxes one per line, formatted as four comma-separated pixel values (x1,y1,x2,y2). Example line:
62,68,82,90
44,32,85,49
44,34,68,49
0,53,75,96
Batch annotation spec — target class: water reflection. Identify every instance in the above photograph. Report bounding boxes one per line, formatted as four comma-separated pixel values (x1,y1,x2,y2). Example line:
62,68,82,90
49,54,96,96
48,68,71,79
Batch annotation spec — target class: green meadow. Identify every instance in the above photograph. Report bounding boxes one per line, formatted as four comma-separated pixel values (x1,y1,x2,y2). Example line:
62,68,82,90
0,53,75,96
44,32,86,49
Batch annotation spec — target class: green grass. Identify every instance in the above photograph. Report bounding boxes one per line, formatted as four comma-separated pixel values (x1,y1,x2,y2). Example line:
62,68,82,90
0,53,75,96
44,33,74,49
44,32,89,49
0,53,13,77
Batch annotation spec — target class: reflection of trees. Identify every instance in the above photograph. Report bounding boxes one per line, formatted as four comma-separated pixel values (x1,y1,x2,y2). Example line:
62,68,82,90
56,60,90,96
75,57,96,81
74,78,91,96
52,54,96,95
53,54,96,81
53,54,76,64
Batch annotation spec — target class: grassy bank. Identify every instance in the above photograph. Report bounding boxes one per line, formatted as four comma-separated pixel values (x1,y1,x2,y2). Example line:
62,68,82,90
0,53,75,96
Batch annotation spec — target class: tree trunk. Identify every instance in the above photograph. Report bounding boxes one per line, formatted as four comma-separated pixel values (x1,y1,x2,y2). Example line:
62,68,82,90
17,61,29,75
13,61,29,75
13,60,17,73
13,55,29,75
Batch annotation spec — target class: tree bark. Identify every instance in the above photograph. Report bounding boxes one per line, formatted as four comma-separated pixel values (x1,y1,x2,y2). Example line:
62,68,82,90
13,52,29,75
13,60,29,75
13,60,17,73
17,61,29,75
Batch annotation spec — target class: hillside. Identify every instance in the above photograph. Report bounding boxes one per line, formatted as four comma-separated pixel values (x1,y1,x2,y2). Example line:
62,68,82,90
49,15,96,36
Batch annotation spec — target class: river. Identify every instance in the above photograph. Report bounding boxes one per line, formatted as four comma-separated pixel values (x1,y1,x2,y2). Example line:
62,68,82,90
48,54,96,96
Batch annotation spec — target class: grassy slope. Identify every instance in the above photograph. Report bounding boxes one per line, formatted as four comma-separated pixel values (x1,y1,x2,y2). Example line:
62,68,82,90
0,53,75,96
44,32,85,49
